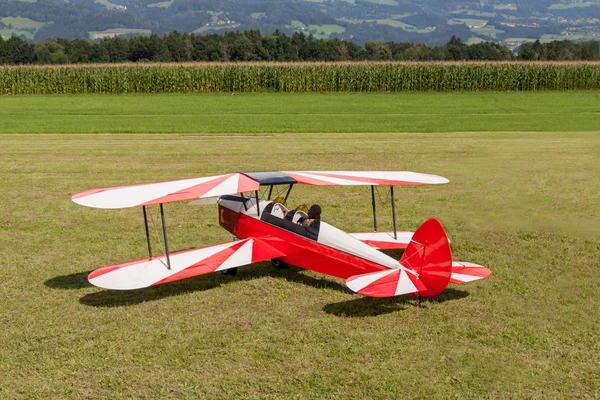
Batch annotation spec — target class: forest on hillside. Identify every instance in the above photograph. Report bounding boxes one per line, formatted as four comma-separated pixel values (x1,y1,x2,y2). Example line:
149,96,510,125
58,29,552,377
1,31,599,65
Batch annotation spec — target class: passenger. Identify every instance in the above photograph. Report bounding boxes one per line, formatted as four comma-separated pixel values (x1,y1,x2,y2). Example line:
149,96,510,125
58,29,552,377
273,196,286,207
285,204,308,222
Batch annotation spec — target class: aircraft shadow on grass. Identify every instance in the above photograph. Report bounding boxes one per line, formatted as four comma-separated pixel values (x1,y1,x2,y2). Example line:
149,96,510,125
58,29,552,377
44,270,95,290
45,260,469,315
45,262,346,307
322,288,469,318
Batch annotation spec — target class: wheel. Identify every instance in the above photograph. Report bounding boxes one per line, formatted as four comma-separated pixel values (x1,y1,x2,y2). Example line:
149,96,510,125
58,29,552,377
222,268,238,276
271,258,289,269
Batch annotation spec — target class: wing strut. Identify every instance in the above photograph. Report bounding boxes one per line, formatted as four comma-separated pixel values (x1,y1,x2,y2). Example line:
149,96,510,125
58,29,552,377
255,190,260,216
284,184,294,201
159,204,172,270
390,185,397,240
142,205,153,258
371,185,378,232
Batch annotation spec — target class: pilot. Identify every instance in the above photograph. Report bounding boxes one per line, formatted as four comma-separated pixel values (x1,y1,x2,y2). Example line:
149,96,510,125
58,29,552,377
302,204,321,227
273,196,286,207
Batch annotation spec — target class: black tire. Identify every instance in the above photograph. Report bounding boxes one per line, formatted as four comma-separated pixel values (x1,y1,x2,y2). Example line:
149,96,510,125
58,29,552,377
271,258,289,269
222,268,238,276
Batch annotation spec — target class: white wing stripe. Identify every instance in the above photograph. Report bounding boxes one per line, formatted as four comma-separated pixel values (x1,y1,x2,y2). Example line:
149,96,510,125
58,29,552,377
73,175,226,209
216,240,253,271
395,270,418,296
451,273,484,283
89,241,242,289
299,171,449,184
201,174,240,199
290,172,372,186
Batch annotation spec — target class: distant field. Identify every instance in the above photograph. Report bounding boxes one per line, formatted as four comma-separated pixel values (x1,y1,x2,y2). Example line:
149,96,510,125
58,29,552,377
1,92,598,398
549,1,597,9
462,10,497,17
472,25,504,39
307,24,346,37
287,22,345,38
147,0,173,8
94,0,122,9
494,3,517,10
89,28,151,40
194,24,240,34
0,16,49,40
366,0,399,5
449,18,488,27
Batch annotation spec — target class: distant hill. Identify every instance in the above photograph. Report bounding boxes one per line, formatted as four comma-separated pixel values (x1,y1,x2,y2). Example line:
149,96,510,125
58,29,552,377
1,0,599,46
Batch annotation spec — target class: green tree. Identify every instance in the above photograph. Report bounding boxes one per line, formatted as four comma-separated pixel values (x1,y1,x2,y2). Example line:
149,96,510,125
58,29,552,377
365,41,392,60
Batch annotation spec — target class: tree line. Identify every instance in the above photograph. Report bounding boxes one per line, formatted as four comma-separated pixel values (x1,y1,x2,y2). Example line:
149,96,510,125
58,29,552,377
1,30,599,65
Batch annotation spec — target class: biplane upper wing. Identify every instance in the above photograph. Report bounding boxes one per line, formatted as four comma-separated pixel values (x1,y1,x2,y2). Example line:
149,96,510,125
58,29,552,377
88,238,285,290
72,173,259,209
72,171,448,209
282,171,449,186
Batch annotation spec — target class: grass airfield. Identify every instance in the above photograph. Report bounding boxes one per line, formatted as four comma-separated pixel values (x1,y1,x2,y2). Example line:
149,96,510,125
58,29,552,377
1,93,599,398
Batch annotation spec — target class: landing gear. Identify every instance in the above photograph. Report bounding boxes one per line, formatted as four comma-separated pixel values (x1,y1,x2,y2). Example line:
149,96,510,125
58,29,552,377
271,258,289,269
417,293,426,309
222,268,238,276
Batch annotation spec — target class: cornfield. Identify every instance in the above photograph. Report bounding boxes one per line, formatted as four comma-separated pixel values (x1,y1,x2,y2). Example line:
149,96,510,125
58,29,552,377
1,62,599,94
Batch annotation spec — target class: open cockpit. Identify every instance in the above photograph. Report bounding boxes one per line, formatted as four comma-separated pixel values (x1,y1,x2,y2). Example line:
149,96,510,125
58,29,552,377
260,201,320,240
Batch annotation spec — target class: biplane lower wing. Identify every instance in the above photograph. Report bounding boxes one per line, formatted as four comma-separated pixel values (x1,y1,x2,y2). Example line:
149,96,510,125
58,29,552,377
88,238,285,290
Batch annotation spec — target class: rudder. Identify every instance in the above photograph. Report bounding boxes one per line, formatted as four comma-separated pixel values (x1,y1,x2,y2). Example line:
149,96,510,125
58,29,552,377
400,218,452,297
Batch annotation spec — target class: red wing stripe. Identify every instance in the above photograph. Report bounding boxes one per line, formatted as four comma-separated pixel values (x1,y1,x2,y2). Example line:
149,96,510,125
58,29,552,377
283,172,342,186
346,269,423,298
152,240,248,285
405,271,428,292
88,241,248,290
283,171,449,186
360,240,409,250
358,269,402,297
73,173,260,209
141,174,232,206
304,172,421,186
87,238,288,290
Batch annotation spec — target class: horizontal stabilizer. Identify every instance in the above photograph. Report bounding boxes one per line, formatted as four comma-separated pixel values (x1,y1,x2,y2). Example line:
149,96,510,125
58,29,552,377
346,268,427,298
450,261,492,284
88,238,284,290
349,231,414,250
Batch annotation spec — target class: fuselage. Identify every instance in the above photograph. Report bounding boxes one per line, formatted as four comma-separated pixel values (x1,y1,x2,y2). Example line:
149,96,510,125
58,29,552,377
217,195,402,279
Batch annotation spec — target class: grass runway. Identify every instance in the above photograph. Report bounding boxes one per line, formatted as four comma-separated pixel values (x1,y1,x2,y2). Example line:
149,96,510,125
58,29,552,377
1,92,599,398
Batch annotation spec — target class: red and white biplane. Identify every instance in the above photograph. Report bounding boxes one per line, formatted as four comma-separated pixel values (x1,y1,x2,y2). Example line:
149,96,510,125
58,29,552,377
72,171,491,302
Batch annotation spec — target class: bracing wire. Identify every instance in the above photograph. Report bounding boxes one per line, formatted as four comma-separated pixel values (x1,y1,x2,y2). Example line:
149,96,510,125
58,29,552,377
146,205,167,257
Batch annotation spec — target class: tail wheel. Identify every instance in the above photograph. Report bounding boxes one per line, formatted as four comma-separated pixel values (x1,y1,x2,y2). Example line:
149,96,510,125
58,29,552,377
271,258,289,269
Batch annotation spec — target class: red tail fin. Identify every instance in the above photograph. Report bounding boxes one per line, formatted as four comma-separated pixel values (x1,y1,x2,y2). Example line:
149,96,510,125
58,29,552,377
400,218,452,298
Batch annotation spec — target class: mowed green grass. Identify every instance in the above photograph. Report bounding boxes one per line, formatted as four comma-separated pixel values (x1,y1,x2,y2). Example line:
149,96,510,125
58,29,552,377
1,93,599,398
1,92,600,134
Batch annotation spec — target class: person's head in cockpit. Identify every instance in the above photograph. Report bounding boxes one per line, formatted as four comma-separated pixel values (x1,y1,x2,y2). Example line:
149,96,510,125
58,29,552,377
308,204,321,220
